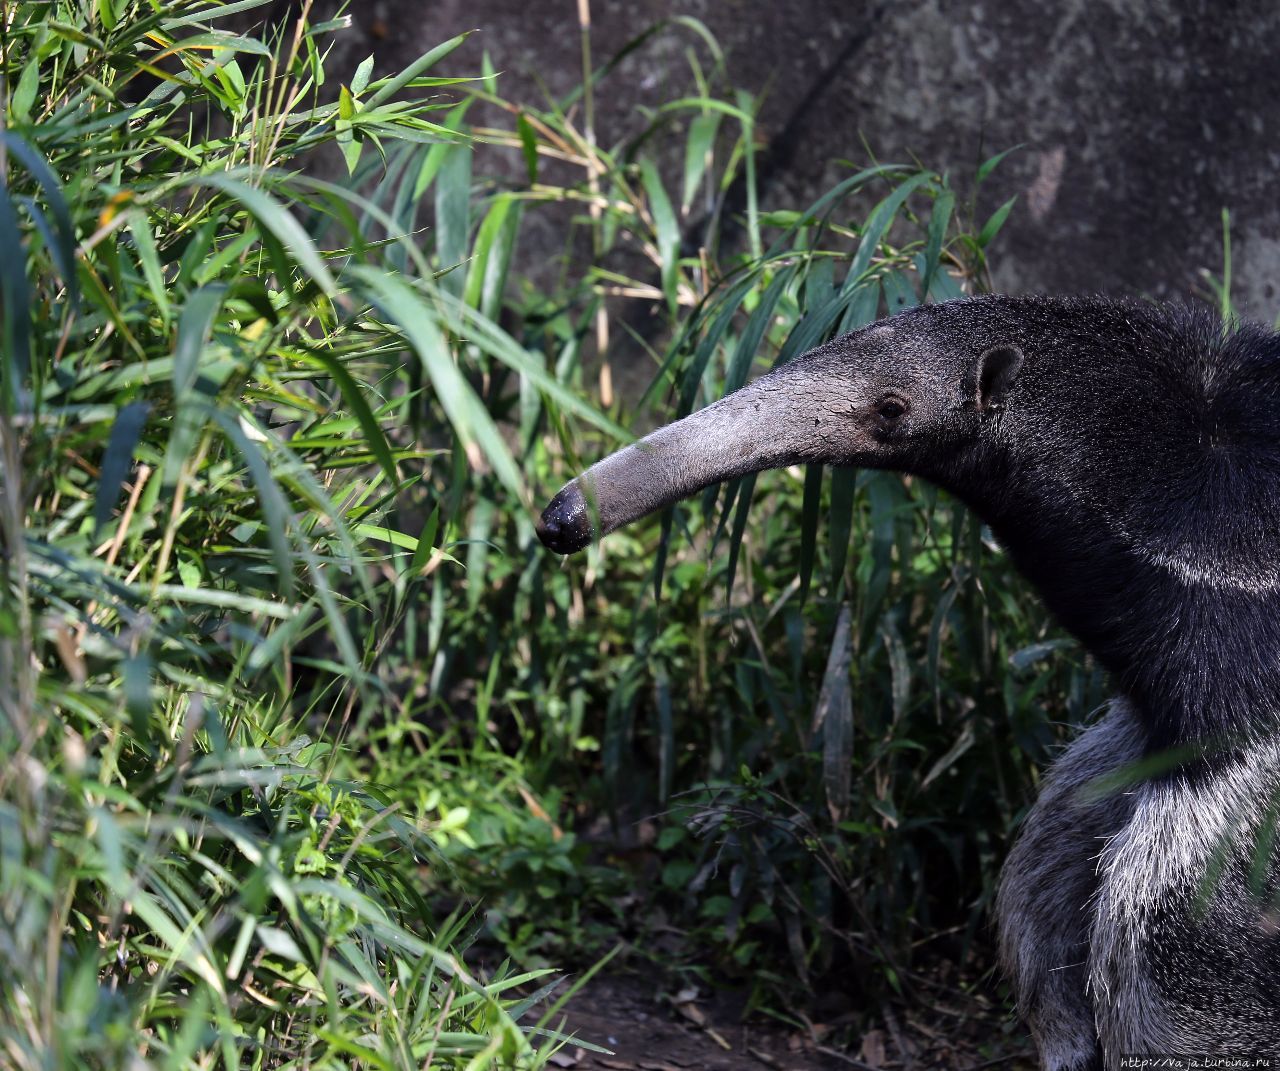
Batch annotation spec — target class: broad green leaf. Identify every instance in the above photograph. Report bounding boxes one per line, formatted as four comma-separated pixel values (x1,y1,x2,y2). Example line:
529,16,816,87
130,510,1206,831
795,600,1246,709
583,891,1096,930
640,158,680,314
978,195,1018,248
94,401,151,537
434,142,471,296
977,143,1023,184
681,111,721,213
352,54,375,95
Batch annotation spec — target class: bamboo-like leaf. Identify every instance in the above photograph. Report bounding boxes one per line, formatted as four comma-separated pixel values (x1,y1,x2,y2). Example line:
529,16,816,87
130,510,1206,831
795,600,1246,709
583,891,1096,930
926,577,963,716
921,725,976,789
128,212,170,325
172,282,227,398
352,54,375,95
0,185,32,401
297,347,399,485
882,269,918,314
351,268,522,498
639,158,680,314
161,0,273,28
847,171,935,286
655,669,674,804
464,498,495,611
408,505,440,575
94,401,151,536
671,276,754,413
681,111,721,213
366,33,471,108
860,472,897,631
837,280,881,340
436,294,630,441
434,142,471,296
516,113,538,185
978,195,1018,248
168,32,274,58
213,410,296,599
725,265,792,394
828,467,857,591
976,144,1023,184
881,617,911,724
10,58,40,124
920,188,954,299
191,174,337,295
723,472,756,598
463,194,521,320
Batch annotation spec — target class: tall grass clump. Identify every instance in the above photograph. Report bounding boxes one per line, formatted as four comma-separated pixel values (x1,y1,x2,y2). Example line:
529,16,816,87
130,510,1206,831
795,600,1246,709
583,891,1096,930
0,1,619,1066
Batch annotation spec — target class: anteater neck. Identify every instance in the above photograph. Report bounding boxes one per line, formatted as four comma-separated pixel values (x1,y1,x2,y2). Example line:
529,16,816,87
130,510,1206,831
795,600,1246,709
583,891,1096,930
970,467,1280,756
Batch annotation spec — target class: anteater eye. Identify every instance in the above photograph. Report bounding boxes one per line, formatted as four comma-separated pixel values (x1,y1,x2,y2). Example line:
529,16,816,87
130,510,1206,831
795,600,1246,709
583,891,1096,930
876,397,908,421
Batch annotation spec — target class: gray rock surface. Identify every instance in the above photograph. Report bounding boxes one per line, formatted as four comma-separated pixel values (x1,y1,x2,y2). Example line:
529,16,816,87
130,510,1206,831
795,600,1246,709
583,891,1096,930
289,0,1280,320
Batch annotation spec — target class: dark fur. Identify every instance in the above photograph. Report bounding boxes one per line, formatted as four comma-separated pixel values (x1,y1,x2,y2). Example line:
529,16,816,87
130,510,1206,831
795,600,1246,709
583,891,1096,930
539,295,1280,1061
914,297,1280,754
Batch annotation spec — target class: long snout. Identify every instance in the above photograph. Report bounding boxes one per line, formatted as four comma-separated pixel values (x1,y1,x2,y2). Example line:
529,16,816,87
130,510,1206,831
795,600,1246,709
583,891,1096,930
536,360,853,555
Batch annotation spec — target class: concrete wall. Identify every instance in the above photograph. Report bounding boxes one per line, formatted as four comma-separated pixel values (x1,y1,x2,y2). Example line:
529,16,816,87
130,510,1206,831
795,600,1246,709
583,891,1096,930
311,0,1280,319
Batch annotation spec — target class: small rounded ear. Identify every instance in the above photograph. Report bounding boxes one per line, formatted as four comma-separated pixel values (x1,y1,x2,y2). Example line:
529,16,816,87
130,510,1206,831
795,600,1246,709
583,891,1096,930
973,344,1024,412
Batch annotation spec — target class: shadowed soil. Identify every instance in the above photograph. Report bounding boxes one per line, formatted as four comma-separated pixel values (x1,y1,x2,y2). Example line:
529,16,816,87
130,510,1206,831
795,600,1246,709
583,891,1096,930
535,972,1038,1071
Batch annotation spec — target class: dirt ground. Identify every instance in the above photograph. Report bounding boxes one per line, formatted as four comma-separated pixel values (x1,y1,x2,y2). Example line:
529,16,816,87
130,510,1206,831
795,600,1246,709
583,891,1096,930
534,972,1039,1071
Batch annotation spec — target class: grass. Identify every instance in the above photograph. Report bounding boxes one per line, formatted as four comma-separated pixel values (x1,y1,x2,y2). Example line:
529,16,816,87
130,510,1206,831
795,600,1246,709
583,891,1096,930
0,1,615,1066
1,0,1098,1065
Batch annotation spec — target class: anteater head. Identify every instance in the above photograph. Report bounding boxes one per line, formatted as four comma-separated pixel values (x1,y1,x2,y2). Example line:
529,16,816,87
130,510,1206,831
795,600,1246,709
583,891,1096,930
536,298,1024,554
537,293,1280,748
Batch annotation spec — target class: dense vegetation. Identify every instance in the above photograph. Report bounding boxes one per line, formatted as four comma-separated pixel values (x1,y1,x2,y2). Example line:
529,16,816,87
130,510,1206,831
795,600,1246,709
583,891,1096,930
0,0,1179,1066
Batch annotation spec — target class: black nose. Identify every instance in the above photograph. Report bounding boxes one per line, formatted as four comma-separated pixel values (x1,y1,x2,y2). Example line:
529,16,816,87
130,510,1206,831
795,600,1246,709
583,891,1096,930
536,483,594,554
